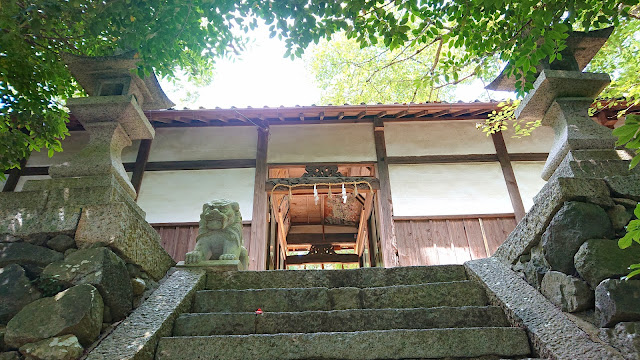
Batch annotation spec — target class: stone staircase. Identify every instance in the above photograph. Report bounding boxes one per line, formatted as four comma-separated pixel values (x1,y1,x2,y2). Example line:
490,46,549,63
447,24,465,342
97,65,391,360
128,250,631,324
155,265,532,359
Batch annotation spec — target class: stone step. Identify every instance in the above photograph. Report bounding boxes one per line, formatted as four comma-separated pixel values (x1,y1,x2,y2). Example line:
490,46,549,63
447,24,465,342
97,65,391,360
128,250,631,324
156,328,531,360
193,281,488,313
205,265,467,290
173,306,509,336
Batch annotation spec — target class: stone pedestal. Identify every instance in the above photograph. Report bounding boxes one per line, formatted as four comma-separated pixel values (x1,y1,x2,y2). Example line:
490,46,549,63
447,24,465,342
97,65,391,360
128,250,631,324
1,175,174,280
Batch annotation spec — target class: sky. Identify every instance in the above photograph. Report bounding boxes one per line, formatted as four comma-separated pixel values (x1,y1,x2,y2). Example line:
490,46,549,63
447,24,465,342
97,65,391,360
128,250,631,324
160,27,321,109
159,26,505,110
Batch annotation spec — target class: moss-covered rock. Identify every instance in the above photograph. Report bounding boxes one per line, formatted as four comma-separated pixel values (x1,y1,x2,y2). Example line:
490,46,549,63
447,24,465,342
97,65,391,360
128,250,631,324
42,248,132,321
5,284,103,348
19,335,83,360
575,239,640,288
542,201,613,274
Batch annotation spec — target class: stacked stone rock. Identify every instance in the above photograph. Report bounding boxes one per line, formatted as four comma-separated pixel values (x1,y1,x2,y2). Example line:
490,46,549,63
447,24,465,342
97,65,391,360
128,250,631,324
513,198,640,325
0,233,156,360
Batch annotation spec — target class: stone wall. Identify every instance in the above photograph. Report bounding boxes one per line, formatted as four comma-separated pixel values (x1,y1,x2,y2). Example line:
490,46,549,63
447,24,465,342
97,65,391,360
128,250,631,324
499,175,640,359
0,231,164,359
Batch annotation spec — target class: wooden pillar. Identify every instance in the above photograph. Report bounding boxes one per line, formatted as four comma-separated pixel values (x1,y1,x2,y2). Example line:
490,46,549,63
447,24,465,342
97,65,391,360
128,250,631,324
491,132,526,222
2,157,28,192
249,128,269,270
373,119,399,267
131,139,152,200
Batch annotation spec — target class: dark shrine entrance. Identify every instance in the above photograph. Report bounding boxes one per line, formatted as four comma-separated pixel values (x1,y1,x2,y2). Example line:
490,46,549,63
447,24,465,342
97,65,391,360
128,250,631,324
266,164,383,270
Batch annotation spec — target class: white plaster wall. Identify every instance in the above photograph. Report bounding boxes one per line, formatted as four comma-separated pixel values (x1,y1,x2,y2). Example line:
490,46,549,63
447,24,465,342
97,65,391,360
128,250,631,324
136,168,255,223
389,163,513,216
149,127,257,162
384,120,496,156
27,131,140,166
512,161,547,211
268,123,376,163
502,125,555,154
14,175,51,192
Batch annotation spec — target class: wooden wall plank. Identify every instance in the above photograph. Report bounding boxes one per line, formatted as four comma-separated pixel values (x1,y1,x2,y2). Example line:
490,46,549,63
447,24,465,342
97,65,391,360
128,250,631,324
395,221,413,266
447,220,472,263
462,219,489,259
418,221,440,266
481,218,509,255
430,220,457,264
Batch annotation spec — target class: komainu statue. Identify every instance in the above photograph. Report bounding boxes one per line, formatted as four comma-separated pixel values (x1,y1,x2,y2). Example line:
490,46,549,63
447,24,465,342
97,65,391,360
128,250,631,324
185,199,248,269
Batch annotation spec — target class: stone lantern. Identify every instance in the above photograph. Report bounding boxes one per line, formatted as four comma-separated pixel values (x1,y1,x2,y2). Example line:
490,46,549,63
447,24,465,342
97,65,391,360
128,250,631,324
48,52,174,198
4,53,176,280
487,27,627,181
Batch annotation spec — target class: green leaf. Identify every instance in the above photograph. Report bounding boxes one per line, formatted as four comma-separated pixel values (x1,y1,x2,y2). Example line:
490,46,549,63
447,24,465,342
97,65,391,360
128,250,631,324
622,267,640,280
619,233,634,249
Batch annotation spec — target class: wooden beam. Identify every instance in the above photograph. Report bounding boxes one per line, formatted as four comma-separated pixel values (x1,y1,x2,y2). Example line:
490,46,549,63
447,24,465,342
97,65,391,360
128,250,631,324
388,154,498,164
429,109,449,118
393,110,409,118
249,128,269,270
356,111,366,119
287,233,356,246
286,253,359,265
413,110,429,117
492,132,526,222
337,112,345,120
373,119,399,267
131,139,152,200
268,161,375,168
2,157,28,192
508,153,549,161
266,177,380,191
386,153,548,165
138,159,256,171
288,225,358,234
13,152,548,178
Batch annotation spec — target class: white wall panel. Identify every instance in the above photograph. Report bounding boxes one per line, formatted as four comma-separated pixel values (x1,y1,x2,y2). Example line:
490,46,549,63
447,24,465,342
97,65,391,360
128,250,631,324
149,127,257,161
268,123,376,163
136,168,255,223
384,120,495,156
512,161,547,211
502,125,555,154
389,163,512,216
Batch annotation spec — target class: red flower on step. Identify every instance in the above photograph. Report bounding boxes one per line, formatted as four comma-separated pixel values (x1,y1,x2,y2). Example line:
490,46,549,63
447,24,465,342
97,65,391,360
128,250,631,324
255,308,263,315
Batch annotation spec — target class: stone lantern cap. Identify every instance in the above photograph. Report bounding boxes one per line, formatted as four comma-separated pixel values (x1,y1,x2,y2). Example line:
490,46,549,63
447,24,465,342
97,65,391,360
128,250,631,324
62,52,175,111
486,27,614,92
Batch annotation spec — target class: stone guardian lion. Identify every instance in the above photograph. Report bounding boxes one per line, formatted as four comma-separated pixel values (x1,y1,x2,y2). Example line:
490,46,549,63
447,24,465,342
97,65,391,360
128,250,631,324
184,199,248,269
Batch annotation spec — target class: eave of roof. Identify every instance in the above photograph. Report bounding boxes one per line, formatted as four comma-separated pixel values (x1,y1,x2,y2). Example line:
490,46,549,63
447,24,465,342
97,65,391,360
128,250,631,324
66,100,639,131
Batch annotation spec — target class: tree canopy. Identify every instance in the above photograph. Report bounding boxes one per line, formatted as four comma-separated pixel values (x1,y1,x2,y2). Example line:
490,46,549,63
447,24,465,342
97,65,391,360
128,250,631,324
1,0,638,176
